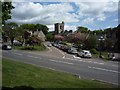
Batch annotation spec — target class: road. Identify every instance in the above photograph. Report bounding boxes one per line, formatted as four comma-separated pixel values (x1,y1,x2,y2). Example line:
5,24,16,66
1,43,119,85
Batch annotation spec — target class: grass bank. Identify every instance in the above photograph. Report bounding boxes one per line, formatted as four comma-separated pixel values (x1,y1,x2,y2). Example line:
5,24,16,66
2,58,117,88
12,44,46,51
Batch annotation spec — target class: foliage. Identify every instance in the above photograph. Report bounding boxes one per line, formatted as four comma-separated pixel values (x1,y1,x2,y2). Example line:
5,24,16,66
2,22,18,45
12,44,45,51
92,29,105,35
77,26,89,33
104,38,113,52
46,32,53,41
90,48,99,54
27,35,42,45
2,2,14,25
114,24,120,52
20,24,49,35
84,35,98,50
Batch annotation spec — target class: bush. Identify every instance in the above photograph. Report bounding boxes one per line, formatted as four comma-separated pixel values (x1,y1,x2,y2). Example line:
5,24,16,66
90,48,99,54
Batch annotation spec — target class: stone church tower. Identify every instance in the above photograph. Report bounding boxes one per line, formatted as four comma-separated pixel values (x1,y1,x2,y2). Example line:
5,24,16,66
54,21,64,34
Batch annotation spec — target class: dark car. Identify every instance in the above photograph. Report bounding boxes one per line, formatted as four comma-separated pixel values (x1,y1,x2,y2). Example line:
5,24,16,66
2,44,12,50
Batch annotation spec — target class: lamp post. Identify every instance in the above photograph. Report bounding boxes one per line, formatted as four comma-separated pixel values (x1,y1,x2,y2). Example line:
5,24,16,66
98,36,105,58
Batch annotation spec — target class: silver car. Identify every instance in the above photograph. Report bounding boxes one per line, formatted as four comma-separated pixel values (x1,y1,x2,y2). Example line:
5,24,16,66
67,48,78,54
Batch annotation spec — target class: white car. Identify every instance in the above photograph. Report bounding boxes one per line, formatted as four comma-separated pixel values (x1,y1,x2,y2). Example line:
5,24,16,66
47,43,52,47
78,50,92,58
2,44,12,50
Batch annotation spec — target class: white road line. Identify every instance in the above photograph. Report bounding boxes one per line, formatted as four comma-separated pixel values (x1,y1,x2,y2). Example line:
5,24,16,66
88,66,120,73
87,61,92,63
93,62,99,64
12,52,23,56
54,48,65,58
99,63,104,65
112,65,118,67
49,59,73,65
26,55,41,59
73,55,81,59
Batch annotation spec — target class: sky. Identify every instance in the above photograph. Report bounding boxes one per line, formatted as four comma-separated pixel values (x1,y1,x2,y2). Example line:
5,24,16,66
7,0,119,31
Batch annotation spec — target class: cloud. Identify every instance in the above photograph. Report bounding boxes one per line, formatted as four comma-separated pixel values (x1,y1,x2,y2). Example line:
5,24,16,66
75,1,118,21
11,0,119,2
82,18,94,24
47,24,77,31
8,2,79,25
7,1,118,31
64,25,77,31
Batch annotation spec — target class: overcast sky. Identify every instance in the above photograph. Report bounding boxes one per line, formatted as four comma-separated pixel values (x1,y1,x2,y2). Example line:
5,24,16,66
7,0,119,31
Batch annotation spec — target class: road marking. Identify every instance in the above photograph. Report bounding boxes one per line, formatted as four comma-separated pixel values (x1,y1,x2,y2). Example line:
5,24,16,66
91,78,118,85
93,62,98,64
54,48,65,58
26,55,41,59
112,65,118,67
12,52,23,56
73,55,81,59
88,66,120,73
87,61,92,63
99,63,104,65
49,59,73,65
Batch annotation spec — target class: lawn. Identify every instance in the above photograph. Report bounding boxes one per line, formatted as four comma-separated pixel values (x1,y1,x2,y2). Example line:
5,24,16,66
12,44,46,51
2,58,117,89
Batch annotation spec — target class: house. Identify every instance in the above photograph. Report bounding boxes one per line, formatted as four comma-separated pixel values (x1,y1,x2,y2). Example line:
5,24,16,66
33,30,46,42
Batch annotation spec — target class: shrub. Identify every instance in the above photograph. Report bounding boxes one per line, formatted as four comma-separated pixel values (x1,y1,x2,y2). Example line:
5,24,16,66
90,48,99,54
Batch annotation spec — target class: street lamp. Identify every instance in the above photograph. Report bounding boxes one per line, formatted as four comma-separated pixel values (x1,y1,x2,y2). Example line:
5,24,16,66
98,36,105,58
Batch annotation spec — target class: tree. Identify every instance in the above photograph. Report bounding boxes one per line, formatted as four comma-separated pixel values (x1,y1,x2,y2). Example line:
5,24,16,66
114,24,120,52
2,22,18,45
2,2,14,25
77,26,89,33
46,33,53,41
84,35,98,50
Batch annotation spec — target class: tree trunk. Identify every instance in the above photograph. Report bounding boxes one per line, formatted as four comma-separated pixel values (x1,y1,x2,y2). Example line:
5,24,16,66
11,37,14,46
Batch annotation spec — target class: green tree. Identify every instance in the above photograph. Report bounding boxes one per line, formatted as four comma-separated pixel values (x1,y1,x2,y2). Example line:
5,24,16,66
77,26,89,33
2,22,18,45
115,24,120,52
46,33,53,41
2,2,14,25
84,35,98,50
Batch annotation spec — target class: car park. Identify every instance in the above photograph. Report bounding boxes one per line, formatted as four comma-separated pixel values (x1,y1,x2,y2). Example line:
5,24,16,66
77,50,92,58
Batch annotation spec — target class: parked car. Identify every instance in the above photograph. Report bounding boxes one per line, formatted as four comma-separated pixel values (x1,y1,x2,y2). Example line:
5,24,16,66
2,44,12,50
62,46,70,52
13,40,22,46
112,53,120,61
67,48,78,54
78,50,92,58
47,43,52,47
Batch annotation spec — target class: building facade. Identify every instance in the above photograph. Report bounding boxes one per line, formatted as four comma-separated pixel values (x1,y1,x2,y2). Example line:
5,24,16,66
54,21,64,34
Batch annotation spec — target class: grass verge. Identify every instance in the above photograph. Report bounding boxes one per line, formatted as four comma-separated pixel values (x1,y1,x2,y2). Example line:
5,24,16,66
12,44,46,51
2,58,117,88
